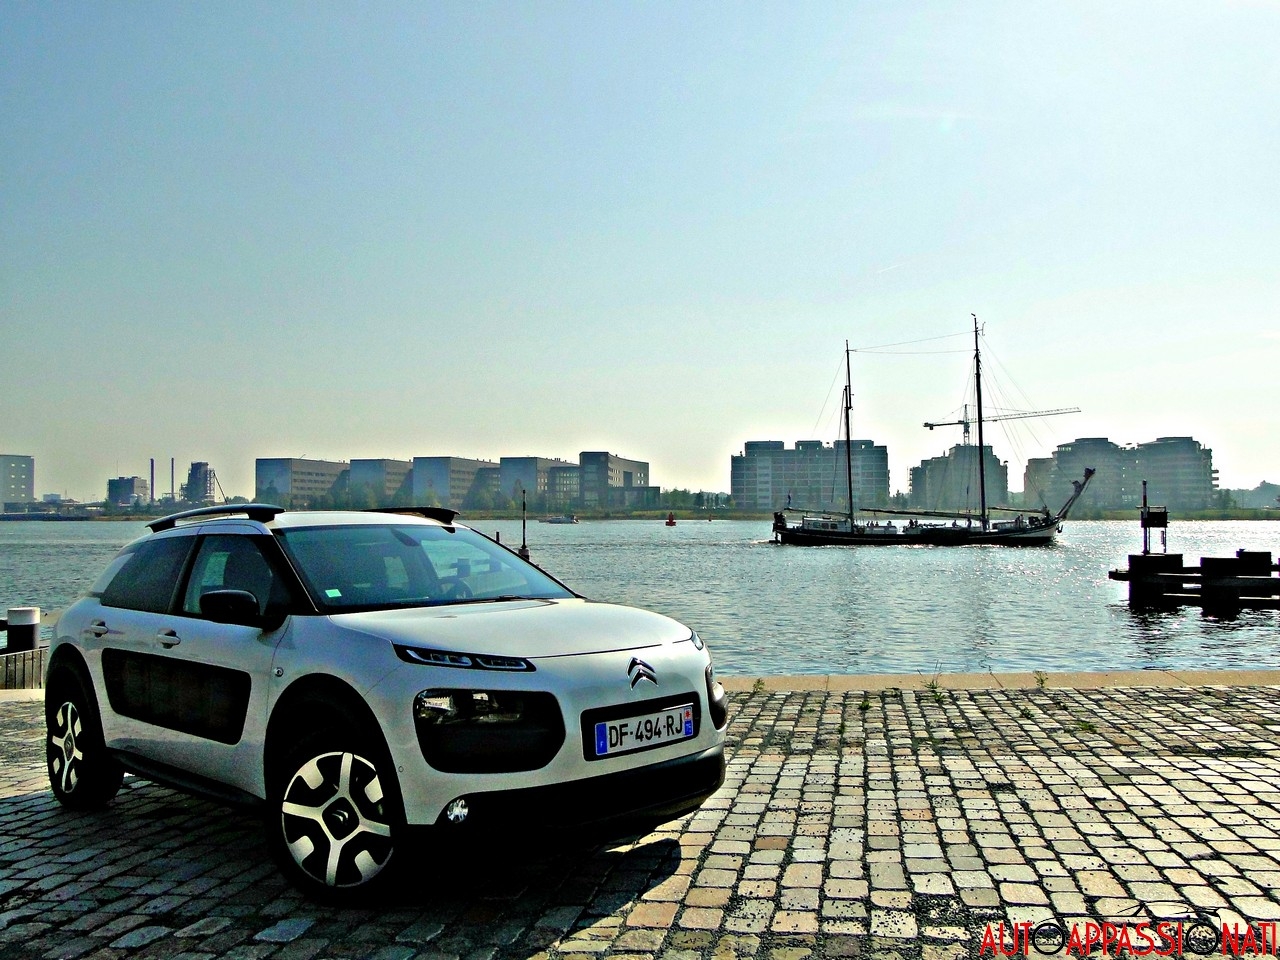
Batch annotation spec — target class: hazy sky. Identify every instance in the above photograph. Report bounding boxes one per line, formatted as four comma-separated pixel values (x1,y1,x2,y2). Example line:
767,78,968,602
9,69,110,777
3,3,1276,501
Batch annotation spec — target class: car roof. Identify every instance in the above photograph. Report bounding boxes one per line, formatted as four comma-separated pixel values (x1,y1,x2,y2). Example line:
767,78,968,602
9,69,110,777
146,504,459,534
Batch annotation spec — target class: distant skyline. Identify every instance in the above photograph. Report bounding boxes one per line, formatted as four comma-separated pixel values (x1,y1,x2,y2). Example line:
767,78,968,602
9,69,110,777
4,3,1277,502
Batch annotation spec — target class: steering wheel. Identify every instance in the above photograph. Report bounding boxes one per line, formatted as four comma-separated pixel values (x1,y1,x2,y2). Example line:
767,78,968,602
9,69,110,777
439,577,473,600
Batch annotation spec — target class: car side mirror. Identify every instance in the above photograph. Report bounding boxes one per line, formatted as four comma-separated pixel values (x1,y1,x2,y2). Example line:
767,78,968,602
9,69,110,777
200,589,264,626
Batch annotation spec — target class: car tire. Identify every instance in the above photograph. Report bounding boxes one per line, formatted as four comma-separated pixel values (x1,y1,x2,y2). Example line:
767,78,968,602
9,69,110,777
267,725,404,903
45,665,123,810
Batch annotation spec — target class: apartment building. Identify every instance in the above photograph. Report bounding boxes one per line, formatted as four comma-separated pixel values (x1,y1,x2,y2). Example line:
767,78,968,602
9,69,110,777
730,439,890,512
908,445,1009,512
1022,436,1217,510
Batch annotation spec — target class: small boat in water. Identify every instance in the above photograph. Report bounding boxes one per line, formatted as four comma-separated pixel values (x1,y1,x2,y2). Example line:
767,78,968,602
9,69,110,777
540,514,579,524
772,317,1095,547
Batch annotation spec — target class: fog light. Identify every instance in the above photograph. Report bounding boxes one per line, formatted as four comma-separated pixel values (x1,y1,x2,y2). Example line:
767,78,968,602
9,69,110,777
445,798,469,824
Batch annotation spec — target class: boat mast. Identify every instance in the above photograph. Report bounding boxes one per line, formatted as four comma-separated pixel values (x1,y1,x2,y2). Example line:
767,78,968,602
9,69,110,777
972,314,988,530
844,341,855,521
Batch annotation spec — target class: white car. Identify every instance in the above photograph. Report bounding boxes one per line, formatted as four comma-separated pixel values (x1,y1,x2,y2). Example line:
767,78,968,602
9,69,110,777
46,505,728,901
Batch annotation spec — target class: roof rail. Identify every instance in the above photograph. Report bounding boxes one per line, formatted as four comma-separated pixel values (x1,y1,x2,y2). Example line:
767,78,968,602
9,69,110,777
365,506,460,526
147,503,286,532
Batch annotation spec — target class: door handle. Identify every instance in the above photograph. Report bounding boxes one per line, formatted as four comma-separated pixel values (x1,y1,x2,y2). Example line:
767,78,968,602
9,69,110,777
156,630,182,648
88,621,110,638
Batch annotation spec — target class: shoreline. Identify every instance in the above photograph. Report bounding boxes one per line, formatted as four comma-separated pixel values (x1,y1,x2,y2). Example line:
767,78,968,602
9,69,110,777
718,666,1280,692
7,667,1280,702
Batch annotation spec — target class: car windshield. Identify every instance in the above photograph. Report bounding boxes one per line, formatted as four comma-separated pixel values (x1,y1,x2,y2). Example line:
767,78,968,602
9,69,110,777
276,523,575,612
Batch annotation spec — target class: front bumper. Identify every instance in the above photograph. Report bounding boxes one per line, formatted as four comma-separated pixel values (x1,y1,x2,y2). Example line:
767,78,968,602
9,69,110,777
431,743,725,833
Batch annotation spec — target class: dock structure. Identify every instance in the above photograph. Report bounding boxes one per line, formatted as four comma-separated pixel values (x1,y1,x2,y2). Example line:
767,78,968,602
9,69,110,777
1109,549,1280,612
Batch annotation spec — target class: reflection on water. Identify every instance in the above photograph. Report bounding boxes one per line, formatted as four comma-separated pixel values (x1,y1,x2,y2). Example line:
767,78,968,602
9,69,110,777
1,518,1276,675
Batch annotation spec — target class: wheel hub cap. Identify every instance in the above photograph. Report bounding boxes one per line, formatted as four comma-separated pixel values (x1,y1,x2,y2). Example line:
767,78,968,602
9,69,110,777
280,750,393,888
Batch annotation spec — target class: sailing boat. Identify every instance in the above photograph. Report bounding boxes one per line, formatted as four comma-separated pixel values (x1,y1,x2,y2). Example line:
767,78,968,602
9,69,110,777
771,318,1094,546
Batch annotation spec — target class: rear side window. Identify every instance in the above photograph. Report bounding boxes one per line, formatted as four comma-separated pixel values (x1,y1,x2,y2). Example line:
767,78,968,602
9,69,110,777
99,536,195,614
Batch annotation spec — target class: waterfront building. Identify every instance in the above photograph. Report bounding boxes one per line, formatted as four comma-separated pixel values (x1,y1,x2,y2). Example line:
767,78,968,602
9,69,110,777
730,439,890,513
546,464,581,510
908,445,1009,513
255,458,347,506
1135,437,1217,510
579,452,658,509
499,457,576,501
107,476,149,507
0,455,35,504
1024,438,1130,511
411,456,497,510
350,459,412,505
1021,436,1217,511
468,466,502,508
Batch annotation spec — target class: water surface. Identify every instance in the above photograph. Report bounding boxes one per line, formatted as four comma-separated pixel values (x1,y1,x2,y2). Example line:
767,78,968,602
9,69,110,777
2,518,1276,675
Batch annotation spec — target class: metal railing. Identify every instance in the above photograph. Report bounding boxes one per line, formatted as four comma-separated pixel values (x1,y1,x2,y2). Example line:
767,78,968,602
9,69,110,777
0,646,46,690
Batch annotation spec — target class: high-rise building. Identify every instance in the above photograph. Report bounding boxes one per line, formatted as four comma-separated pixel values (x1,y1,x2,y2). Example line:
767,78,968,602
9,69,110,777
730,440,890,512
908,445,1009,513
0,455,35,504
1024,438,1130,511
1134,437,1217,510
1021,436,1217,511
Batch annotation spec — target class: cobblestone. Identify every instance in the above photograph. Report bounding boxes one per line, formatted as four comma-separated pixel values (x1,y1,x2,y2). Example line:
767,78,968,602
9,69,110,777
5,677,1280,958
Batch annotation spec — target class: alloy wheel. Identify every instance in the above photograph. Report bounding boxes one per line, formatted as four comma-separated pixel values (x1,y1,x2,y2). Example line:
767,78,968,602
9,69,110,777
280,750,394,888
48,701,84,795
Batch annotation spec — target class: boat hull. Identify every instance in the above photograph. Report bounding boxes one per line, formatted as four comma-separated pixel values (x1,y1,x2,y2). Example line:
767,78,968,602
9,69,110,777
772,518,1059,547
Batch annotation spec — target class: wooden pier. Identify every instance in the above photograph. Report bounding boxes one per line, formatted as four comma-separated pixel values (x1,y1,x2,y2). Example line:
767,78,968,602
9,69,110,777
1109,550,1280,612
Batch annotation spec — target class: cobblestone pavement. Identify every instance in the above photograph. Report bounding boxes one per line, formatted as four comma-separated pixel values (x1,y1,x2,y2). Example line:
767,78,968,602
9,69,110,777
4,682,1280,960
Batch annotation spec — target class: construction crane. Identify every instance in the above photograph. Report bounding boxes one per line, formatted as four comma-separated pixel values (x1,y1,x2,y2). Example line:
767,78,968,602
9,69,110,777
923,404,1080,445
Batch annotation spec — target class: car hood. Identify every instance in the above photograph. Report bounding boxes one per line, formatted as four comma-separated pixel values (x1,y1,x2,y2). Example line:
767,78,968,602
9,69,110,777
329,597,691,658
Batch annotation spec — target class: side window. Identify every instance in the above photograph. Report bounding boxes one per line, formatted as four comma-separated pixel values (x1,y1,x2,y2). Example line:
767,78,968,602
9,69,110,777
182,535,279,617
99,536,195,614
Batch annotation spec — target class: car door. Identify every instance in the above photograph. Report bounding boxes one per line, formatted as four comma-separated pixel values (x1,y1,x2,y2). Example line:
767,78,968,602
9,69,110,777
98,527,288,797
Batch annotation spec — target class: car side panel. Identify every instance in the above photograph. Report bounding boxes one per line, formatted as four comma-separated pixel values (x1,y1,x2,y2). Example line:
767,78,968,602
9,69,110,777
55,597,281,798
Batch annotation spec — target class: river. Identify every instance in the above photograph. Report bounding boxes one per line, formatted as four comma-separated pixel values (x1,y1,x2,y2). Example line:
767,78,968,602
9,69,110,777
1,518,1276,675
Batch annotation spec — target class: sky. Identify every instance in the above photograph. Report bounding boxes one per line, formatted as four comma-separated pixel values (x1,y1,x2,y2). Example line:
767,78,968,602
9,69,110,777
3,2,1277,501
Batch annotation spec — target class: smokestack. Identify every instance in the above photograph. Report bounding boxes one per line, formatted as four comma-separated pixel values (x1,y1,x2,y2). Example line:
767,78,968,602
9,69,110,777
171,458,175,500
150,458,155,503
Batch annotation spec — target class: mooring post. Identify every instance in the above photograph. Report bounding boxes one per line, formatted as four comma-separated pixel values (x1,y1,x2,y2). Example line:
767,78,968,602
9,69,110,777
1200,557,1243,615
1124,554,1185,608
2,607,40,652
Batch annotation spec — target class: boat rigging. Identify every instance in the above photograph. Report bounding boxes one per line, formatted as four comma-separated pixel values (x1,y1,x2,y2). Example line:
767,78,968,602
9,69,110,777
772,315,1095,547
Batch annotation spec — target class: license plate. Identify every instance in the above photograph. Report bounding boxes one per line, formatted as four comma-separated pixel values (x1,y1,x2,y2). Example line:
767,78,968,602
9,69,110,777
594,703,695,757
